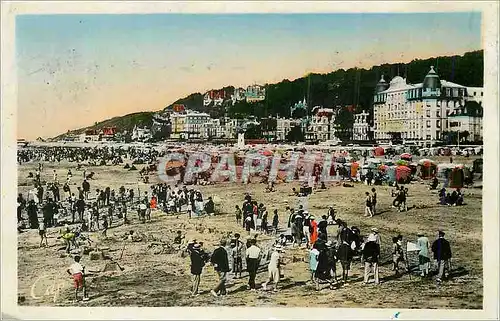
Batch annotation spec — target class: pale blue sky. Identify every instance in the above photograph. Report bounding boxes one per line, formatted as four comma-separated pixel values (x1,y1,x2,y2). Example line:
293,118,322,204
16,12,482,139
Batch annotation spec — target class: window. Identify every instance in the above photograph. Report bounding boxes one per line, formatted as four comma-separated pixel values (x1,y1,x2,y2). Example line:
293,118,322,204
437,120,441,128
437,110,440,117
473,92,477,96
426,120,431,128
426,110,431,117
481,92,483,96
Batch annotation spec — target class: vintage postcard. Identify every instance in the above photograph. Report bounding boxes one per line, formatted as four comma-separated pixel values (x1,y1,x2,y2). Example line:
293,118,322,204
1,1,499,320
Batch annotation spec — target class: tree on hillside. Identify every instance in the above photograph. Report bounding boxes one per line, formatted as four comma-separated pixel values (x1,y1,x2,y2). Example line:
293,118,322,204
286,125,305,143
245,123,263,139
334,107,354,141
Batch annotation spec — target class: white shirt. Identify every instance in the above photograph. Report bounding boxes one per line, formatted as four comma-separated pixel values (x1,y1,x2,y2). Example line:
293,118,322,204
69,262,84,275
39,222,45,231
268,251,281,270
246,245,261,259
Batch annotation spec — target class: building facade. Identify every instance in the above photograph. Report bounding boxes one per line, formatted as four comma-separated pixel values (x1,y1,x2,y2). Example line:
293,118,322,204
308,108,336,142
245,85,266,103
448,103,483,142
203,89,227,107
184,111,210,139
231,87,246,105
353,110,370,141
131,126,152,141
373,67,482,146
276,117,295,141
207,118,226,139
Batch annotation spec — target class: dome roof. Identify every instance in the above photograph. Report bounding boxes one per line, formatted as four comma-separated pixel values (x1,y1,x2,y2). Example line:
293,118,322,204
423,66,441,89
390,76,405,85
375,74,390,93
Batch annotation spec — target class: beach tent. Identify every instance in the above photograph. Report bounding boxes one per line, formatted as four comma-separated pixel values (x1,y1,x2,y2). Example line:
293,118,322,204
374,147,385,157
449,165,465,189
400,153,412,161
418,159,437,179
385,166,397,184
350,162,360,177
396,165,412,183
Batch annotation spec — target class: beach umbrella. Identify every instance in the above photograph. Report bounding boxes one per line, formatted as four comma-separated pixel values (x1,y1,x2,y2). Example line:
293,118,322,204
396,165,412,181
374,147,384,156
400,153,412,161
378,164,389,172
395,159,409,166
260,149,273,157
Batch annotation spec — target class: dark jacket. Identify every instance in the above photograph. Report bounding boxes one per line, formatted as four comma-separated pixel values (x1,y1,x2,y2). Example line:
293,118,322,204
431,237,452,261
211,246,230,272
204,200,215,213
190,249,205,275
362,241,380,263
337,243,354,262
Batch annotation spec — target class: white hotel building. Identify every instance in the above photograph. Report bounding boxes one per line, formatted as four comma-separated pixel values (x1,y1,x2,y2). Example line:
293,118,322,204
353,110,370,141
373,66,483,146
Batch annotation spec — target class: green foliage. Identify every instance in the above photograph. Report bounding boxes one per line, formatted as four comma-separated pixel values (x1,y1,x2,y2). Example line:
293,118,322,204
334,107,354,140
245,123,263,139
286,125,305,143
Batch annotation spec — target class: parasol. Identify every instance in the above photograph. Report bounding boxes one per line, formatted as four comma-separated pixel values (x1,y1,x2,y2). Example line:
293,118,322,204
395,159,409,166
396,165,412,181
374,147,385,157
260,149,273,157
400,153,412,160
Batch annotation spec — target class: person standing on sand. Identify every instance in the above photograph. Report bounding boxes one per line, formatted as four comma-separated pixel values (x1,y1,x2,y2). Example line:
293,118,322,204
190,243,205,296
337,239,354,285
371,188,377,216
364,192,373,217
272,209,279,235
309,244,320,286
232,233,244,279
431,230,452,283
39,220,48,247
210,240,230,297
363,234,380,285
309,216,318,247
392,235,405,275
235,205,242,226
417,232,430,277
262,245,285,292
66,255,89,302
245,238,261,291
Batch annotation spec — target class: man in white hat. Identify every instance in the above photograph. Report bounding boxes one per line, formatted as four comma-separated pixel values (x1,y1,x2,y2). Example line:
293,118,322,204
369,228,381,246
262,245,284,292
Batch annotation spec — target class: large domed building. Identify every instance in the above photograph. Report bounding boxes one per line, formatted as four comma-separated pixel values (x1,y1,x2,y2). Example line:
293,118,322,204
372,66,483,146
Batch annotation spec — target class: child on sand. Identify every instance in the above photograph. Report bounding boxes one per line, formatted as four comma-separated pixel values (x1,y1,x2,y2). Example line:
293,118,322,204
66,255,89,302
39,221,48,247
102,215,108,239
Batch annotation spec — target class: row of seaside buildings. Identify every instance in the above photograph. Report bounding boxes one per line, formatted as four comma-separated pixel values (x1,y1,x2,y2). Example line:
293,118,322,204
71,66,484,146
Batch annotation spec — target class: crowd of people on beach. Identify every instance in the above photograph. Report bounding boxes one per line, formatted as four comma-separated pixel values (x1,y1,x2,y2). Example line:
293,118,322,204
16,145,463,303
183,192,455,297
